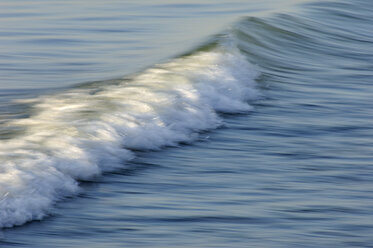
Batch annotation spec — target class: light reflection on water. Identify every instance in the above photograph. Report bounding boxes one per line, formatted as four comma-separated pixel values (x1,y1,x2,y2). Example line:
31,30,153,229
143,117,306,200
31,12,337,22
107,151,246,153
0,0,300,90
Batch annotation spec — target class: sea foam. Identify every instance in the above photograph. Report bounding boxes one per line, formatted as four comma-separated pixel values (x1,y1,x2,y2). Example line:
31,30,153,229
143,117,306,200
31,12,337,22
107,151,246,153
0,45,259,228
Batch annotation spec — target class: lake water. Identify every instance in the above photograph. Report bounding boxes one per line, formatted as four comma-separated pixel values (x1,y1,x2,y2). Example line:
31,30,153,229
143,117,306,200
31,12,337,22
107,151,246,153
1,0,373,247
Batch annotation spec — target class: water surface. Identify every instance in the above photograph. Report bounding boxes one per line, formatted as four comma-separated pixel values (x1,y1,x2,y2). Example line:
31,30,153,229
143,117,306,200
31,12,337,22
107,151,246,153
1,0,373,247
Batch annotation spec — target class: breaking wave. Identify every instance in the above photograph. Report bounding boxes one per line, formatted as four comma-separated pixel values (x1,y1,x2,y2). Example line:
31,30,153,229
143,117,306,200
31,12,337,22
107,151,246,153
0,41,259,228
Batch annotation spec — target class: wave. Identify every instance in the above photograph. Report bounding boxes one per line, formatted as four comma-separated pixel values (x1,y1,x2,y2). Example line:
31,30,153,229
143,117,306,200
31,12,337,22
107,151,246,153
2,0,371,229
0,40,259,228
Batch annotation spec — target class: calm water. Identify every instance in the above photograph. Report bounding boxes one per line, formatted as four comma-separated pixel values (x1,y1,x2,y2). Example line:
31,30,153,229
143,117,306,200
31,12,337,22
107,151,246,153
1,0,373,247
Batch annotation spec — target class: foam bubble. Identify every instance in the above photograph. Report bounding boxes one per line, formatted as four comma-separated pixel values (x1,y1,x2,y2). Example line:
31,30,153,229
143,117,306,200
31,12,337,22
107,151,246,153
0,45,259,228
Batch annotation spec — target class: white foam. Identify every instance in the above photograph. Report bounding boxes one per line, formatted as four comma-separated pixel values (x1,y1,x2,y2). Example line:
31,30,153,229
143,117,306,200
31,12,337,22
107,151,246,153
0,45,259,228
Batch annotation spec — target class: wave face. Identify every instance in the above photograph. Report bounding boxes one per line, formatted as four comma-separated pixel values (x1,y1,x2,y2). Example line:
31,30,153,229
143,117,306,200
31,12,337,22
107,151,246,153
0,43,259,228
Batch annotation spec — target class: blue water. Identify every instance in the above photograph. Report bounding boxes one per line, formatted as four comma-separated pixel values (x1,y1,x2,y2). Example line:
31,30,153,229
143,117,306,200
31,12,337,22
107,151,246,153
1,0,373,247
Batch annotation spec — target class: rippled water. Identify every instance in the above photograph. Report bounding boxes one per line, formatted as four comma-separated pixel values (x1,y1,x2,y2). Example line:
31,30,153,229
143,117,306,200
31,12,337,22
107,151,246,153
1,0,373,247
